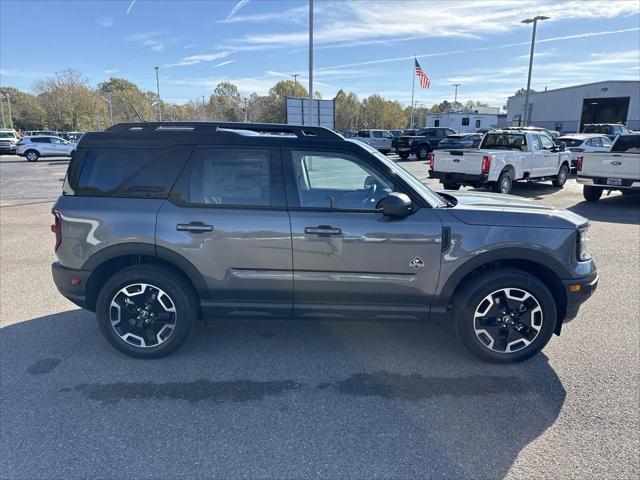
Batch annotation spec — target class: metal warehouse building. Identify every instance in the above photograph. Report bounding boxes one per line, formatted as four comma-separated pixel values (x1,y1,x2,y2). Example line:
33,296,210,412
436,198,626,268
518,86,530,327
506,80,640,134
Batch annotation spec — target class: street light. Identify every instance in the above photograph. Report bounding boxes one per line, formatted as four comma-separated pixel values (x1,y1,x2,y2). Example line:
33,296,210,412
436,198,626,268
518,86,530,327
452,83,461,104
308,0,313,126
292,74,299,95
521,15,549,126
154,66,162,122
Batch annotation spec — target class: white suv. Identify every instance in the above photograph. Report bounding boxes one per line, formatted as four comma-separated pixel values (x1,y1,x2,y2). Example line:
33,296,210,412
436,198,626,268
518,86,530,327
0,129,18,154
16,136,76,162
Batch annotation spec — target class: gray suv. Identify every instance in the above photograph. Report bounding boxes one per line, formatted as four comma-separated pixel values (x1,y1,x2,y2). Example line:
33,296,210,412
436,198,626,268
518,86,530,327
51,122,598,363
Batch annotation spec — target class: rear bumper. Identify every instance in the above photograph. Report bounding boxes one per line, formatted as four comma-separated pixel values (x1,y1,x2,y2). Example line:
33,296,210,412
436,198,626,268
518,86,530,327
51,262,92,310
429,170,488,185
577,175,640,189
562,273,599,322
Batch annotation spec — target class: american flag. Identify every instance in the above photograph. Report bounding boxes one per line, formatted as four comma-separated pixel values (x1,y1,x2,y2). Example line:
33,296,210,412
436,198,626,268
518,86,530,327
415,58,430,89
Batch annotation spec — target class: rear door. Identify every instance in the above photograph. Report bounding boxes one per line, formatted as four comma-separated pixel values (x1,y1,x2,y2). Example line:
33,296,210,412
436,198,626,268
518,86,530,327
32,137,54,155
283,148,443,318
156,146,293,315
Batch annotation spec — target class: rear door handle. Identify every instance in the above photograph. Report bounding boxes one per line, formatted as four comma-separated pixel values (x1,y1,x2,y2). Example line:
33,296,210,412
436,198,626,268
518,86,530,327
176,222,213,233
305,225,342,236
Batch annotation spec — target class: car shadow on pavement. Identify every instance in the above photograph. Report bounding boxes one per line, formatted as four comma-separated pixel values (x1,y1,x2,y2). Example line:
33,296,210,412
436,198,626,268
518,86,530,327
1,309,566,479
568,194,640,225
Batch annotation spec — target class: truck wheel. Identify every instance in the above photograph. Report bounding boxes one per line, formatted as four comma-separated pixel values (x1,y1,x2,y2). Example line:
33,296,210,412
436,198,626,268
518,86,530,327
443,183,461,190
96,264,197,359
493,170,513,194
552,164,569,187
398,152,410,160
416,144,431,161
453,268,557,363
25,150,39,162
583,186,603,202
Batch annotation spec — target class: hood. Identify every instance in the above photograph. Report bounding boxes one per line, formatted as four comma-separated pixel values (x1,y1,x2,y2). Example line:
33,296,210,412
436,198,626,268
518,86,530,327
444,190,588,229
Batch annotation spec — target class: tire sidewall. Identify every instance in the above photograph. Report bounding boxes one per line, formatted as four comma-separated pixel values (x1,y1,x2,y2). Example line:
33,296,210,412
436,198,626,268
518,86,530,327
26,150,39,162
96,266,196,358
454,271,557,363
555,164,568,187
417,144,430,160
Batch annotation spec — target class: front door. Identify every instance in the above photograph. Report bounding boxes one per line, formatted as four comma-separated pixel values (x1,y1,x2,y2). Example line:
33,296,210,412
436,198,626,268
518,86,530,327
539,134,560,176
156,146,293,315
283,148,443,319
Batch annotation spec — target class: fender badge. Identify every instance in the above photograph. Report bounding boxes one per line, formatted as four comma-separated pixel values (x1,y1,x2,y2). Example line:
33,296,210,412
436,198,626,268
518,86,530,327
409,257,424,270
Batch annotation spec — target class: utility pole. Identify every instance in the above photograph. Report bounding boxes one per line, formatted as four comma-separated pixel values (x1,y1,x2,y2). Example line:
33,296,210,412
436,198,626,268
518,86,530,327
292,74,299,95
154,66,162,121
0,95,5,128
4,93,13,130
410,55,416,128
243,97,248,122
105,92,114,126
521,15,549,126
308,0,313,126
452,83,461,104
202,95,206,121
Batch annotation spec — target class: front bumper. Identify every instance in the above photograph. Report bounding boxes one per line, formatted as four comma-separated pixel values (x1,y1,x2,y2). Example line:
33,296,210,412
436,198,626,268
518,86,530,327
577,175,640,189
51,262,92,310
562,273,599,322
429,170,488,185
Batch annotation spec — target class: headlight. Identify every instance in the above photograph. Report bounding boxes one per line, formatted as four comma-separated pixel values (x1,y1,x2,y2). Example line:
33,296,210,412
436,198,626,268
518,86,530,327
577,225,591,261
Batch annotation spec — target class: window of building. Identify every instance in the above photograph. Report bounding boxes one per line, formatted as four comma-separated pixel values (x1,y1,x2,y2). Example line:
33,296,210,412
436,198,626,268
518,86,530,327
475,119,481,128
434,119,440,127
461,117,470,126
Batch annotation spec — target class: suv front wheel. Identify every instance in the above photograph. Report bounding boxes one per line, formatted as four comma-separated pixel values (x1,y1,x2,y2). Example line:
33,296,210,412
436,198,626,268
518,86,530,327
96,264,197,358
453,268,557,363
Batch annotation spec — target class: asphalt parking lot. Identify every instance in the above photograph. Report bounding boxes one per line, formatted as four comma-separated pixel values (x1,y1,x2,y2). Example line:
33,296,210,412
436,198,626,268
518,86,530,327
1,153,638,479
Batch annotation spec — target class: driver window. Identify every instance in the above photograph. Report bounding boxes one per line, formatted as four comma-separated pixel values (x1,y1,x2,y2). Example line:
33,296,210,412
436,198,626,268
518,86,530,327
540,135,555,150
531,135,542,150
290,151,393,210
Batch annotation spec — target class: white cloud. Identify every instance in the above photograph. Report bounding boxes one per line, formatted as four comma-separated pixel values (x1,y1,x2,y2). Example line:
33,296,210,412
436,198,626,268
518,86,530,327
214,60,235,68
97,16,114,28
164,51,232,67
126,31,164,52
219,5,307,24
126,0,136,15
226,0,250,20
103,69,119,74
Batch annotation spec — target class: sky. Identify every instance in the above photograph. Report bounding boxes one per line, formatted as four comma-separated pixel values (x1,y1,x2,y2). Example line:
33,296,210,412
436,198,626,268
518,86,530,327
0,0,639,108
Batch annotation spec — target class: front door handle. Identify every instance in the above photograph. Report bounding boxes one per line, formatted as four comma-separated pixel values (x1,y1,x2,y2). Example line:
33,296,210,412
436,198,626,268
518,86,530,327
305,225,342,236
177,222,213,233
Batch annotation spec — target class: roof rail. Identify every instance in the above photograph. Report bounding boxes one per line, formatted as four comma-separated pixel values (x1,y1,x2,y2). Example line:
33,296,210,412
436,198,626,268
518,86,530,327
105,121,343,140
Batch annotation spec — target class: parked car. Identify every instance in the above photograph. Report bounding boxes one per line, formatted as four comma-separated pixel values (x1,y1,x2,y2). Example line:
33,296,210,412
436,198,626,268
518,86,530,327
389,130,403,150
556,134,613,168
67,131,85,142
395,127,457,160
355,129,394,153
429,129,572,193
503,126,560,139
436,133,483,150
340,131,355,138
51,121,597,363
582,123,629,141
15,135,77,161
0,129,18,154
577,133,640,201
26,130,57,137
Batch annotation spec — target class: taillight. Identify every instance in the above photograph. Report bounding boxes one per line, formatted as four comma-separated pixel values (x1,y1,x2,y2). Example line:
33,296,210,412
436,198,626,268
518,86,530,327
51,211,61,251
569,147,585,152
428,152,434,170
576,156,584,172
481,155,491,175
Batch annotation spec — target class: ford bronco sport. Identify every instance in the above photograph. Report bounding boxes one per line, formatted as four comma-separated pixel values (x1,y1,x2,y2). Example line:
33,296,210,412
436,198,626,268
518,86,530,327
51,122,598,363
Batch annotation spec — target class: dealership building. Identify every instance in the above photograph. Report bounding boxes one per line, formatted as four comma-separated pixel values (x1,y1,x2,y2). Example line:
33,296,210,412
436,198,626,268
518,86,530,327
506,80,640,134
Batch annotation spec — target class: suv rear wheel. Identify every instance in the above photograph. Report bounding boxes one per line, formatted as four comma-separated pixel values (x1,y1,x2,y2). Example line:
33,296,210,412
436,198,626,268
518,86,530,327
25,150,39,162
453,268,557,363
96,265,197,358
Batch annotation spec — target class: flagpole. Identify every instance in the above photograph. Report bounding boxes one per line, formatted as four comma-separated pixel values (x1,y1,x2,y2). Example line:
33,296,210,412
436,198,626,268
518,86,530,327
410,54,416,128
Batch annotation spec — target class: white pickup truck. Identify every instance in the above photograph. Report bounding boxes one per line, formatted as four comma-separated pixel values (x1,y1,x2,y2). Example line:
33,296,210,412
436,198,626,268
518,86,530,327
429,130,572,194
577,133,640,201
355,129,394,154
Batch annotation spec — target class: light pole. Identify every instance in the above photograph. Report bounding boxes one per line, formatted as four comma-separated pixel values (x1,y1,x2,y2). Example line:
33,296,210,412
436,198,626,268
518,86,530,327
202,95,206,121
521,15,549,126
308,0,313,126
243,97,248,122
154,66,162,122
292,74,299,95
452,83,461,104
0,95,5,128
3,93,13,130
104,92,114,126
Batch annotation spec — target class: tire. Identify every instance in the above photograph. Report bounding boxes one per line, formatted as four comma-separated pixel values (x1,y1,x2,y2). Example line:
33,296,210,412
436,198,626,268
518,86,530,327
552,164,569,187
416,143,431,161
398,151,410,160
492,170,513,194
25,150,39,162
443,183,461,190
583,185,603,202
96,264,197,359
453,268,557,363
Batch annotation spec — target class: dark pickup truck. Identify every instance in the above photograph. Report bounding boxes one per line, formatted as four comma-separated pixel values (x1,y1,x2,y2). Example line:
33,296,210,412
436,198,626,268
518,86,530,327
395,127,456,160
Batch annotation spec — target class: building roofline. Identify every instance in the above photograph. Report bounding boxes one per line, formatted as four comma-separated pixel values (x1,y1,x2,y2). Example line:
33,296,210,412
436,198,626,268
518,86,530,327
508,80,640,100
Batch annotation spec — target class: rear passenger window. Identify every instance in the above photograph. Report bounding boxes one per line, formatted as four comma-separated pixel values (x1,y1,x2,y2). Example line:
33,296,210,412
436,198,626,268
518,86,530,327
612,135,640,153
76,146,191,198
187,148,271,207
31,137,50,143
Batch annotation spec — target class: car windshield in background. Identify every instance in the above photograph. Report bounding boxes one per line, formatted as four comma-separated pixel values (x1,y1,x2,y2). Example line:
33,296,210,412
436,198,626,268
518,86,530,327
558,138,585,147
482,133,527,150
0,132,15,138
583,125,609,134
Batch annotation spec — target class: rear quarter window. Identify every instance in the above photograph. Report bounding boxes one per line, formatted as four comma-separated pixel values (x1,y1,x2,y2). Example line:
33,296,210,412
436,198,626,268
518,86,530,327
74,146,192,198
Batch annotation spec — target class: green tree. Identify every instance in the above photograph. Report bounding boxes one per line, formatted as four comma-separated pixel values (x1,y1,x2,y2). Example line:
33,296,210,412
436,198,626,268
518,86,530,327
98,77,156,123
0,87,47,130
261,80,309,123
209,82,241,121
334,89,361,131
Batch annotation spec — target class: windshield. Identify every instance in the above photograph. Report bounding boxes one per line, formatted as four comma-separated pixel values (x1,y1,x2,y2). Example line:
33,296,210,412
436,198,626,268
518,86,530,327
481,133,527,150
583,125,609,134
0,132,16,138
347,139,447,207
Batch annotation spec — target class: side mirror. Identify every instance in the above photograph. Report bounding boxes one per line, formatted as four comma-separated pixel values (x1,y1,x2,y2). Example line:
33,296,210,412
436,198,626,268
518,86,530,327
377,192,413,218
559,141,566,151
